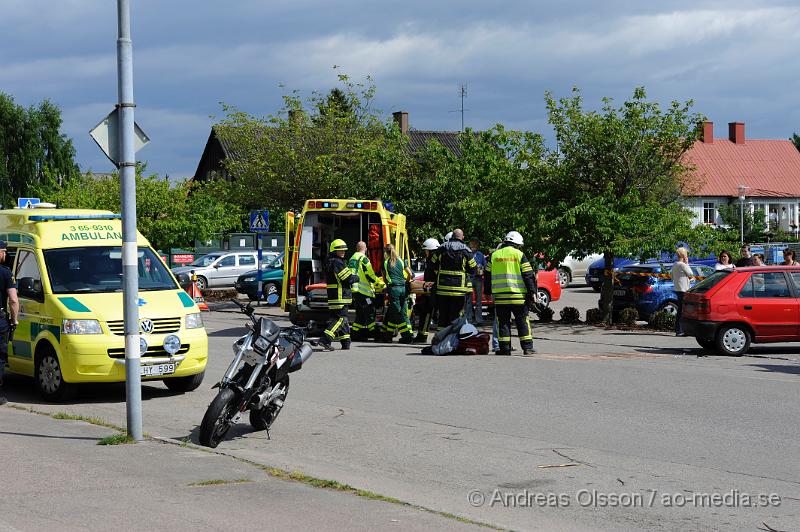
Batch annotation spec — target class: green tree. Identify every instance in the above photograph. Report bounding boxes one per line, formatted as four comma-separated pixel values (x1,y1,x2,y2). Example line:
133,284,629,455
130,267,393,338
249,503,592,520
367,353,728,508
539,87,705,322
717,203,767,243
214,71,415,231
35,166,244,251
0,93,79,206
792,133,800,152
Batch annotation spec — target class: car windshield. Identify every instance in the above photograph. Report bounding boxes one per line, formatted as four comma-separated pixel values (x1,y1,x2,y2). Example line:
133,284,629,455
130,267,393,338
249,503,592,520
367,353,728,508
689,270,731,294
262,253,283,268
44,246,178,294
191,254,222,267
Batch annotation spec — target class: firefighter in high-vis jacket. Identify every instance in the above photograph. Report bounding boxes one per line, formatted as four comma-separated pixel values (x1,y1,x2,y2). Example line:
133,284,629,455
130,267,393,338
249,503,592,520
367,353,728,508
348,241,380,341
426,228,477,327
320,239,359,351
488,231,537,356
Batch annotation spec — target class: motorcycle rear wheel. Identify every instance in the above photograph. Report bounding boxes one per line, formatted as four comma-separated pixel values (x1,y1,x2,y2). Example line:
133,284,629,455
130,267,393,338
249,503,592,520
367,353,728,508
199,387,238,448
250,377,289,431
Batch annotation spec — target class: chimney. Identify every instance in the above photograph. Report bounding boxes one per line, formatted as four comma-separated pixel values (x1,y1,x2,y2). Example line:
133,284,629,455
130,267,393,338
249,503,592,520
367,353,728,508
393,111,409,134
701,121,713,143
728,122,745,144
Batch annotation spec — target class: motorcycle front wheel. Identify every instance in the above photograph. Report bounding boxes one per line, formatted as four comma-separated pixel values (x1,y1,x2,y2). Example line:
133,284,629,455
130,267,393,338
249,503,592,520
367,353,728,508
249,377,289,431
199,387,238,448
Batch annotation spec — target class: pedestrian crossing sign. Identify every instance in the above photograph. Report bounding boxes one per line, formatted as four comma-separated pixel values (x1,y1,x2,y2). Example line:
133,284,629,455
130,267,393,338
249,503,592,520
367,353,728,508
249,210,269,232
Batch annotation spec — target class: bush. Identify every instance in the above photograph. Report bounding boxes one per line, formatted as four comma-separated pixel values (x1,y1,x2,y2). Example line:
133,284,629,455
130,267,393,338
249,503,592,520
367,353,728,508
559,306,581,324
585,308,602,324
538,306,554,323
649,310,676,331
619,307,639,326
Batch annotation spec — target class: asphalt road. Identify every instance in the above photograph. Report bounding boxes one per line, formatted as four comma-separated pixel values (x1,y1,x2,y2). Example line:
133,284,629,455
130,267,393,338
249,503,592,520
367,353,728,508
3,287,799,531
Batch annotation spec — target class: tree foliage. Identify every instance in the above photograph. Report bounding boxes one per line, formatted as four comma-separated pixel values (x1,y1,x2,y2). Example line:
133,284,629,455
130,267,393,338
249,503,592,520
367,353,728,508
0,93,79,206
537,87,705,322
34,166,243,251
792,133,800,152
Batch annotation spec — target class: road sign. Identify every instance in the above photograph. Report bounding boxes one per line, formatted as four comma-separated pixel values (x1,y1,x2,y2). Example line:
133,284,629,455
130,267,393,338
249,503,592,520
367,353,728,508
89,109,150,168
17,198,40,209
250,210,269,232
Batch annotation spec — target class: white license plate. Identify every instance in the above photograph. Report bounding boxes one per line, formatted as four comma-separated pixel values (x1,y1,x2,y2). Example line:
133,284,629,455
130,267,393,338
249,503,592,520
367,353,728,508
141,363,176,377
589,277,599,282
613,289,627,296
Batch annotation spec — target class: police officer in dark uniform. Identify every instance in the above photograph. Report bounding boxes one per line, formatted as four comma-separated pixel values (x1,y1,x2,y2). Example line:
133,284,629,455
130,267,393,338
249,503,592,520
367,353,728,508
0,241,20,405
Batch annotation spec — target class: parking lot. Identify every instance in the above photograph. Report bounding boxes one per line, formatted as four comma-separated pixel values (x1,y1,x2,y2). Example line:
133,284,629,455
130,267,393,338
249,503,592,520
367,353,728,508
2,285,799,531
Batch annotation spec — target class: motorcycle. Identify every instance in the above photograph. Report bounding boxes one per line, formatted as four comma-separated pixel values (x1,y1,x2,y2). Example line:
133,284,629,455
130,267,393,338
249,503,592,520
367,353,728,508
198,300,316,448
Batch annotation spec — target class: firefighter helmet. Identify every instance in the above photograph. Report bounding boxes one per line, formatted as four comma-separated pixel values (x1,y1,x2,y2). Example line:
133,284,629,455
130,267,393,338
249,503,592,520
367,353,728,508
329,239,348,252
504,231,524,246
422,238,440,251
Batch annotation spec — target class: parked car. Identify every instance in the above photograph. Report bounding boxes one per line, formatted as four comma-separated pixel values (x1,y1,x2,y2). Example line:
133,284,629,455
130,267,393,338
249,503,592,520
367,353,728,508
172,251,279,290
558,253,603,288
234,253,285,305
612,262,714,322
585,257,638,292
681,266,800,355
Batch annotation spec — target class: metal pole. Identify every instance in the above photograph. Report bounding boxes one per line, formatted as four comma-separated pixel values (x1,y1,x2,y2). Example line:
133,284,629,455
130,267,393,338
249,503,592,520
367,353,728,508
117,0,142,441
740,197,744,246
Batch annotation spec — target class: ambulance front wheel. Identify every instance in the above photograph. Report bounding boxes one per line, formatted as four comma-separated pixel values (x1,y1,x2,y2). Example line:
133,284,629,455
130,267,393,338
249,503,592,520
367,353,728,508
35,346,75,402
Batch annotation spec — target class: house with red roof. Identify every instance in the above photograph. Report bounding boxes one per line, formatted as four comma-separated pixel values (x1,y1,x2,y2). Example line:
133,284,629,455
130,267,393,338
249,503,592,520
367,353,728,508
684,122,800,234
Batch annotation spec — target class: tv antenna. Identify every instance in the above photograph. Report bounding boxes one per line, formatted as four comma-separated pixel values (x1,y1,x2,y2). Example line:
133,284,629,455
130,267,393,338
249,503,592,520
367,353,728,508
449,84,469,132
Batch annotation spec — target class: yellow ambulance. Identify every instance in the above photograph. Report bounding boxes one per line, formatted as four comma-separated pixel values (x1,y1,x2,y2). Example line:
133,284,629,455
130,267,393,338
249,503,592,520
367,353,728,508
0,206,208,401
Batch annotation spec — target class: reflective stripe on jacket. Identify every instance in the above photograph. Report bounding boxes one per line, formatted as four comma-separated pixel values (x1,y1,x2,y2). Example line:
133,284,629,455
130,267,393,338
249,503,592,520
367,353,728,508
326,254,356,308
427,239,477,297
349,251,378,297
489,245,536,305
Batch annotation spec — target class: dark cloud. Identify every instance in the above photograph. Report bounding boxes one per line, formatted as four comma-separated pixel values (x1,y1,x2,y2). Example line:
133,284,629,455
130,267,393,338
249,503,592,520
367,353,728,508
2,0,798,178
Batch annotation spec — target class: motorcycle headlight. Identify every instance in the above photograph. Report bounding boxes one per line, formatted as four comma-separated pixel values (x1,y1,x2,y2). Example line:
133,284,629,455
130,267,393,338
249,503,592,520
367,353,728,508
163,334,181,355
254,336,270,352
185,313,203,329
62,319,102,335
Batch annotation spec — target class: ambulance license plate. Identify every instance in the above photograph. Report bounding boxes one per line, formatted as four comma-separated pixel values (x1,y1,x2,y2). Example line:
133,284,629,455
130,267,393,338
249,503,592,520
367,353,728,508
141,363,176,377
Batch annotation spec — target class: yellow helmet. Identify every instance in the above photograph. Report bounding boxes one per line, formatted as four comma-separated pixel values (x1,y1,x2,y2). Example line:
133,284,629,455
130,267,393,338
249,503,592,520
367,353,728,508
329,239,348,252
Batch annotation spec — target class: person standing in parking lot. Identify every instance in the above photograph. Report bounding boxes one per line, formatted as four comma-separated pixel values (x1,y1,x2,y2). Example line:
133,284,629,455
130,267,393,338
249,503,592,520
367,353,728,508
0,241,19,405
671,247,693,337
319,240,358,351
414,238,439,343
348,241,380,341
427,229,477,327
465,239,486,324
735,245,755,267
715,251,735,271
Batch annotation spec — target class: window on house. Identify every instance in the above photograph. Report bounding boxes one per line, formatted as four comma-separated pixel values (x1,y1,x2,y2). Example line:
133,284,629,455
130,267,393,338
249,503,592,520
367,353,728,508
703,202,716,224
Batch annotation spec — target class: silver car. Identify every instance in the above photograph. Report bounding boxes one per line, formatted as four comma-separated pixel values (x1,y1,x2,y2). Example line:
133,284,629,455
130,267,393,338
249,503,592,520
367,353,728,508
557,253,603,288
173,251,274,290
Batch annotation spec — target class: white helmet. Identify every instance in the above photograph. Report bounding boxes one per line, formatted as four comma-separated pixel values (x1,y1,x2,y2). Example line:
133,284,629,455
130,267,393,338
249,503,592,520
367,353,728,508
422,238,440,251
444,231,453,242
504,231,524,246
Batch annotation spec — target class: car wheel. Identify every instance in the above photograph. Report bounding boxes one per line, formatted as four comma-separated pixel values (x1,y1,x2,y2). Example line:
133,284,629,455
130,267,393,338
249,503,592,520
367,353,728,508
558,268,571,288
36,348,75,402
716,324,750,356
163,371,205,393
195,276,208,291
696,338,716,351
537,289,551,308
659,301,679,316
263,282,280,306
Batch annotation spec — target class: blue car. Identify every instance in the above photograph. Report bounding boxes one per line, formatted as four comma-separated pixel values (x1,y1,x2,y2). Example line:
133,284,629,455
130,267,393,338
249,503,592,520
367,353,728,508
585,257,637,292
611,262,715,321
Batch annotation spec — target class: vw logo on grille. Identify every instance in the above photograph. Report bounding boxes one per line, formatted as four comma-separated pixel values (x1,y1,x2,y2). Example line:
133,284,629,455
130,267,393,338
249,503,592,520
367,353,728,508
140,319,154,334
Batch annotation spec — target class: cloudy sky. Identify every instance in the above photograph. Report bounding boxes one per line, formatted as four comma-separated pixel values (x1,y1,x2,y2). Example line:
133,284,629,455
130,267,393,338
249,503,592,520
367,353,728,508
2,0,798,179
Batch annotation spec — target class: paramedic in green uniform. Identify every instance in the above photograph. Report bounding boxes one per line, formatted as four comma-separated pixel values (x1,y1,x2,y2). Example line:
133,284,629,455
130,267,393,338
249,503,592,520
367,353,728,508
381,244,414,344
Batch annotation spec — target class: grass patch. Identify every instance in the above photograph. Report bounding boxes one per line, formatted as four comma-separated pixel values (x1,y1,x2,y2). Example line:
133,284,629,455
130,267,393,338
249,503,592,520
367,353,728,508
188,478,252,487
98,434,135,446
50,411,126,432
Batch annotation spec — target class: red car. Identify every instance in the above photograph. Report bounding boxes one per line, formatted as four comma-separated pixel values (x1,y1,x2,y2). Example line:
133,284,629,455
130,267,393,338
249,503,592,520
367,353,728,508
681,266,800,355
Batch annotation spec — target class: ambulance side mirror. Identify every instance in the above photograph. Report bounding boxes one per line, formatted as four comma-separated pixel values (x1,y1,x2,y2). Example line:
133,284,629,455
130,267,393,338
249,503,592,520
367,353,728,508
17,277,43,302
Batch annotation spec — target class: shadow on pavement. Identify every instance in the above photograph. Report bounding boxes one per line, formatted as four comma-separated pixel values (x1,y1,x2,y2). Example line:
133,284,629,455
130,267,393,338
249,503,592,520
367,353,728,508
1,374,179,406
207,326,247,338
746,364,800,375
173,420,260,446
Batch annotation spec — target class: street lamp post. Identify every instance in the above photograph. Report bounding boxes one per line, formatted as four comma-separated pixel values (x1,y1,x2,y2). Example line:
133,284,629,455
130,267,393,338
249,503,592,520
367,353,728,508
738,184,747,246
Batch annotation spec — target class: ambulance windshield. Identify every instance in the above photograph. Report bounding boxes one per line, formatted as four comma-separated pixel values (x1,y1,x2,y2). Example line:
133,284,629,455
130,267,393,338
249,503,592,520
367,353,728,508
43,246,178,294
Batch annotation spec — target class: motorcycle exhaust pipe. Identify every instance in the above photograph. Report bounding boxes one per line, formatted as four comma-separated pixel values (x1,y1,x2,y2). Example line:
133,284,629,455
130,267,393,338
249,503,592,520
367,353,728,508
289,343,313,372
